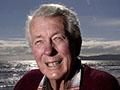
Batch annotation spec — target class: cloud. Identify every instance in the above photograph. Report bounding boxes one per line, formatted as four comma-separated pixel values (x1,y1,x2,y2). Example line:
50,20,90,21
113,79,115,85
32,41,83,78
0,39,27,47
81,37,120,56
80,16,120,40
0,39,31,57
86,0,90,6
81,16,120,28
0,39,120,57
94,18,120,28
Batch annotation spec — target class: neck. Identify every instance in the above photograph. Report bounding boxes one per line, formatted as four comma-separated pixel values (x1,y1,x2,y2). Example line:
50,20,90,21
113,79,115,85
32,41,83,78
49,79,66,90
49,59,81,90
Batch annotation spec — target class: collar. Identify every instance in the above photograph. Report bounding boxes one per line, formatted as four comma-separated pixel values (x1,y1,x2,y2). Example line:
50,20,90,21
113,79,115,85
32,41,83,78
37,69,81,90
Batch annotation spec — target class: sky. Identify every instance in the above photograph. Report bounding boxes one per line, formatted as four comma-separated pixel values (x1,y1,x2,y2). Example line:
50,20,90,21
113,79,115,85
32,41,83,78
0,0,120,56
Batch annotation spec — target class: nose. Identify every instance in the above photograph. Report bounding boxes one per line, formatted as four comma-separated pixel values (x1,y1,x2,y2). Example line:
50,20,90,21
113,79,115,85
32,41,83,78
44,42,57,56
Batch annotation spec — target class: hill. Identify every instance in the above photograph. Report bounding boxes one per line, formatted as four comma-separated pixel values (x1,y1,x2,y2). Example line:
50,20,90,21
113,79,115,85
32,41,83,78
81,54,120,60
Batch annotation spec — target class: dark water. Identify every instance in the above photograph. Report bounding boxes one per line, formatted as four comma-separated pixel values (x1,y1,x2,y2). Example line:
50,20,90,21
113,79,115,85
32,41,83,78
0,60,120,90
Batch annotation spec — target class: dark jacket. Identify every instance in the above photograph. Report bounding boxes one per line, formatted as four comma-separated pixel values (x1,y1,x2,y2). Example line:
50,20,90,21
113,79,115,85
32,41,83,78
14,65,120,90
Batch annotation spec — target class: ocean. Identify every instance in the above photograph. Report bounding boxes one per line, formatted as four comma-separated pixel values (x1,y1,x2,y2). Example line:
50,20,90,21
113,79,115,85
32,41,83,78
0,60,120,90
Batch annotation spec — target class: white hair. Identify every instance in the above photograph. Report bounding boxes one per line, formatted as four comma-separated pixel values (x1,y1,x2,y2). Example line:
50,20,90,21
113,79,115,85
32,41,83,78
25,4,82,56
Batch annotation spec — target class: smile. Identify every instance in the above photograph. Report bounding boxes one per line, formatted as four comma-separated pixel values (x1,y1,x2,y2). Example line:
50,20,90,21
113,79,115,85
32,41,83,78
45,60,62,68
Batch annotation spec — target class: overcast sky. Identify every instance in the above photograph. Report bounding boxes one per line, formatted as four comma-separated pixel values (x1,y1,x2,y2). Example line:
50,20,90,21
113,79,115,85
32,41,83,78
0,0,120,56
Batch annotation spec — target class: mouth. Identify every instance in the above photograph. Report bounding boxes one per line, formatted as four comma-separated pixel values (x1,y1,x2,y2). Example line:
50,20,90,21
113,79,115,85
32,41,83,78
45,60,62,68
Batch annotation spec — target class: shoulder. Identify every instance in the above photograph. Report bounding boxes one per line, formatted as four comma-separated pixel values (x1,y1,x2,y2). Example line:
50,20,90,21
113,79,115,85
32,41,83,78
14,69,43,90
83,64,114,79
81,64,120,90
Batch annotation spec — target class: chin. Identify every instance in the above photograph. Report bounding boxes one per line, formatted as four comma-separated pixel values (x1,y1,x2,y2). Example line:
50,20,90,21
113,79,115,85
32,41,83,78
46,72,66,80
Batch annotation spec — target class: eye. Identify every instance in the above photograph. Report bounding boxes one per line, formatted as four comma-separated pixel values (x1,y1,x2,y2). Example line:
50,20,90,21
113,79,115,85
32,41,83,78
34,39,44,46
54,37,63,41
53,35,66,43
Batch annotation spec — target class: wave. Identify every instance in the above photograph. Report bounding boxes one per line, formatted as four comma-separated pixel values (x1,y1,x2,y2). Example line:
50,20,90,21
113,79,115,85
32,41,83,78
0,60,120,90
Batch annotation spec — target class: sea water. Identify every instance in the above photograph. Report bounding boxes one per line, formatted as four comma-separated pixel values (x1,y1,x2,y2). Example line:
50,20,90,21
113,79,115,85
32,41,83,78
0,60,120,90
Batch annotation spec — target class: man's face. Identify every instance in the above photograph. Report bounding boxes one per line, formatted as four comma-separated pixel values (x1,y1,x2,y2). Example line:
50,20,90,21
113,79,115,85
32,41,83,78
30,16,72,80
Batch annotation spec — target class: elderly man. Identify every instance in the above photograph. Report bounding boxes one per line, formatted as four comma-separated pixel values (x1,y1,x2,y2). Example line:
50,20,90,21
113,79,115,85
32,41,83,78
14,4,120,90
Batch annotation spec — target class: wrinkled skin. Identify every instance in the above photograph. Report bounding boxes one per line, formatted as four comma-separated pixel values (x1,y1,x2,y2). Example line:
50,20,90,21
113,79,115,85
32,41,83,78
30,16,72,87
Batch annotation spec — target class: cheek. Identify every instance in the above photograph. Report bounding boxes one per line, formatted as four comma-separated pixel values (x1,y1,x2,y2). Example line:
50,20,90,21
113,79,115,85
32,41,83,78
59,44,71,55
59,44,72,64
32,46,44,60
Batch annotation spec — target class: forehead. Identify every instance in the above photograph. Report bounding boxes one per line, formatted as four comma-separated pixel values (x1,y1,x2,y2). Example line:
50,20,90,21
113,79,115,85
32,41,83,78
30,16,64,28
30,16,65,38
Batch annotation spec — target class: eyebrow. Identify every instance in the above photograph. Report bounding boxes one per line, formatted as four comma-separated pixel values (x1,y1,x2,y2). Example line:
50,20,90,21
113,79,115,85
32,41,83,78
52,31,65,37
33,30,65,40
34,35,43,40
